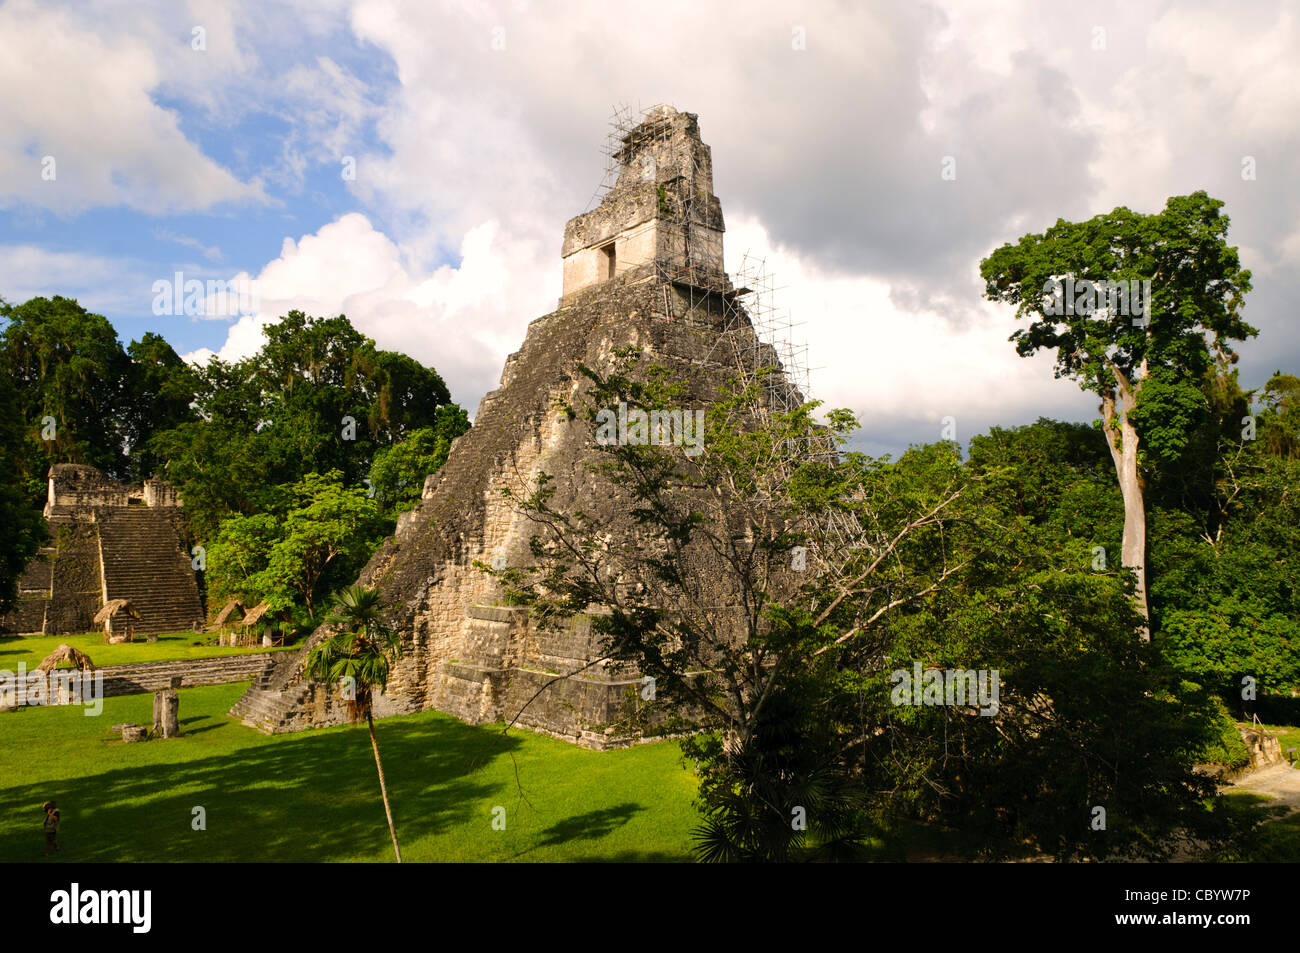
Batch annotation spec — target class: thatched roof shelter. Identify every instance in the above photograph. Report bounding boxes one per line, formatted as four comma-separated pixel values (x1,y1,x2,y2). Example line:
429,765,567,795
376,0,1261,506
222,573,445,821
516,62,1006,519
93,599,140,626
37,643,96,672
240,601,269,627
236,600,294,646
239,601,280,627
211,598,245,628
94,598,143,642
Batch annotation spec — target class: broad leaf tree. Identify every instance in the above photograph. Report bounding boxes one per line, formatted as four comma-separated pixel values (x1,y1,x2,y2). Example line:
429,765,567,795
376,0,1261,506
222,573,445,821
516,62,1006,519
0,367,45,614
152,311,461,537
367,405,470,514
497,355,1245,860
980,192,1255,632
0,296,135,496
123,332,198,483
206,470,391,617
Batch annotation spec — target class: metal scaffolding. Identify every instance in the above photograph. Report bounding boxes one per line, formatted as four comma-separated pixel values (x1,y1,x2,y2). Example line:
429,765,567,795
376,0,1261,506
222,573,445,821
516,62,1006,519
585,104,827,457
586,103,868,577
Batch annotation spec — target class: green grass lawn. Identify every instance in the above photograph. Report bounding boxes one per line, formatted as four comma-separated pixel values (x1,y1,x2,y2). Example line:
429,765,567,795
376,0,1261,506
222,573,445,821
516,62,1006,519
0,632,293,670
4,679,1293,863
0,682,700,862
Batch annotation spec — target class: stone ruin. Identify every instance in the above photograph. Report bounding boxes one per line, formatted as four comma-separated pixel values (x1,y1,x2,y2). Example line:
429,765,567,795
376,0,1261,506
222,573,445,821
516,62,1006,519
112,677,182,743
1,463,204,637
233,106,805,747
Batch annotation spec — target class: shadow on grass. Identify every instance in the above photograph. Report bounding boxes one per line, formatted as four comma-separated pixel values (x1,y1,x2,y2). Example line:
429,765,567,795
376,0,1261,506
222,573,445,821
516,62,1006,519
1213,790,1300,861
1248,812,1300,861
174,720,224,736
1,715,525,862
507,803,645,859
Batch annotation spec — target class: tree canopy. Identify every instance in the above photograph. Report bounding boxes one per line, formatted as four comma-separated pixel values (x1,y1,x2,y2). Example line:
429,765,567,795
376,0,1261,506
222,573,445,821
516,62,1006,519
497,353,1252,861
981,191,1256,629
0,295,194,499
205,469,392,618
151,310,463,539
0,297,465,629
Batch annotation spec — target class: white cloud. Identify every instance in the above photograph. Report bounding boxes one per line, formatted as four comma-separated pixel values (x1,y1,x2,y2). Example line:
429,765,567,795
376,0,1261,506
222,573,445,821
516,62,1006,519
192,0,1295,447
23,0,1297,454
192,212,560,409
153,230,224,263
724,217,1096,451
0,245,157,317
0,0,265,214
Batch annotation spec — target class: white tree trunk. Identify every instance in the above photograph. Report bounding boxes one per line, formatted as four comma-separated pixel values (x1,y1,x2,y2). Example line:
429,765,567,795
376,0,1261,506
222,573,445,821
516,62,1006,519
1101,379,1150,639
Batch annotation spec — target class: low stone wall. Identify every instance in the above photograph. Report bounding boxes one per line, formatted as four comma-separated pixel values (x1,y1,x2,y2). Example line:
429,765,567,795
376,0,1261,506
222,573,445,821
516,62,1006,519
0,652,275,707
501,667,646,748
1239,725,1284,772
1198,724,1289,782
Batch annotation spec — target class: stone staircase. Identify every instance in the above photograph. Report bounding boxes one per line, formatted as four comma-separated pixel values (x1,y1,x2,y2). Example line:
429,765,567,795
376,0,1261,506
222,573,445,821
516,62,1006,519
95,508,203,635
229,665,314,733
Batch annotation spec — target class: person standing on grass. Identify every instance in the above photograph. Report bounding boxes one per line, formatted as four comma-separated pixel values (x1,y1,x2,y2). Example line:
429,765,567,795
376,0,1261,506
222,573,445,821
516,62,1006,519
42,800,60,856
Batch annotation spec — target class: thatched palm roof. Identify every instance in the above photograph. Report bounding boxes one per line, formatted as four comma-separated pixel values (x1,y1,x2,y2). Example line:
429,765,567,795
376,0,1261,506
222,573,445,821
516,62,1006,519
93,599,140,625
211,598,245,627
37,644,96,672
240,601,275,627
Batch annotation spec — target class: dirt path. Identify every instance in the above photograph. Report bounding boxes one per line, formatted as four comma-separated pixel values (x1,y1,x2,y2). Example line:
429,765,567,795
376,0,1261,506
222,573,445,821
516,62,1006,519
1226,762,1300,816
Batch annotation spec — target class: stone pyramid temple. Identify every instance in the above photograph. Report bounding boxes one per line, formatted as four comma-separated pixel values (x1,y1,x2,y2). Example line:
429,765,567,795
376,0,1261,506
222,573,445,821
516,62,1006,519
233,106,803,746
2,464,204,637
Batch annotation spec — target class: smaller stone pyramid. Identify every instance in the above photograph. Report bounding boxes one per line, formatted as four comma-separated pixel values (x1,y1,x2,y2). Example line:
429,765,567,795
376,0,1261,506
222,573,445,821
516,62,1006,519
2,464,204,637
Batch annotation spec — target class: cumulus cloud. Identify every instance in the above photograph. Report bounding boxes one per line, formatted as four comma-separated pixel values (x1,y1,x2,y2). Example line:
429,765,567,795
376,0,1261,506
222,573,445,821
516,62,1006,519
723,217,1097,455
0,0,265,215
185,212,559,409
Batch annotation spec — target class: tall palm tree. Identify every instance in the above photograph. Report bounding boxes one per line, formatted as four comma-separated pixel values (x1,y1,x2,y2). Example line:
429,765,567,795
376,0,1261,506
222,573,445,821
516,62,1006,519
304,584,404,862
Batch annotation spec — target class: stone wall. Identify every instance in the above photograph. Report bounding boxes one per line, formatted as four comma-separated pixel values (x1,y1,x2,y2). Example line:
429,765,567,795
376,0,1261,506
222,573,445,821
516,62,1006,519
43,524,101,635
143,478,180,507
560,106,726,300
1239,725,1284,771
46,463,133,513
1,652,276,708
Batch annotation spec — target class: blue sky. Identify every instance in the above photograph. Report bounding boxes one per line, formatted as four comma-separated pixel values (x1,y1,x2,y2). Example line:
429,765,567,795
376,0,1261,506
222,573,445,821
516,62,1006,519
3,0,1298,456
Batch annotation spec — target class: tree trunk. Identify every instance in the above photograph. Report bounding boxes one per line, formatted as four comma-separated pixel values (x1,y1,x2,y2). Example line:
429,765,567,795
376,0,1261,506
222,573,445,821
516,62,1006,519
1101,384,1150,639
367,712,402,863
